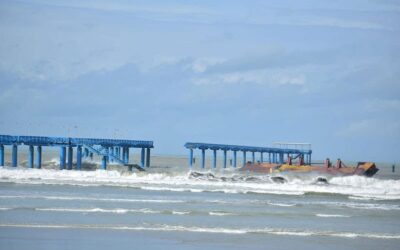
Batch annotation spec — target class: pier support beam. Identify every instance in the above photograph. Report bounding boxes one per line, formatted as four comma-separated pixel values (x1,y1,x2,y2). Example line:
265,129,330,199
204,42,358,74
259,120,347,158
201,149,205,169
76,146,82,170
28,145,34,168
223,150,227,168
242,151,246,166
102,156,107,170
35,146,42,169
116,147,120,159
146,148,150,167
123,147,129,163
260,152,264,163
67,146,73,170
12,144,17,167
109,147,114,163
212,150,217,168
0,145,4,166
60,147,66,170
269,153,271,163
140,148,145,168
189,149,193,168
252,151,255,163
233,151,237,168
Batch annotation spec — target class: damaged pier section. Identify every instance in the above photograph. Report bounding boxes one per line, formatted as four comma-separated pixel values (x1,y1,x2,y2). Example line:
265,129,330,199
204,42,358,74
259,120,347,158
184,142,312,169
0,135,153,171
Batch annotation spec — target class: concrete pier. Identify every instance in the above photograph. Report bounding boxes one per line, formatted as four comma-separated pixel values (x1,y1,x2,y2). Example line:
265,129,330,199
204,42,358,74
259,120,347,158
36,146,42,169
28,145,34,168
212,150,217,168
146,148,150,167
67,146,73,170
60,147,66,170
0,134,154,171
76,146,82,170
0,145,4,166
140,148,145,168
185,142,312,169
12,144,17,167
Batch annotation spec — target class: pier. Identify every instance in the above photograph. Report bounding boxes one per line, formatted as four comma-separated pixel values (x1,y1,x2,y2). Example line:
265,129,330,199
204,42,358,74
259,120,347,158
0,135,153,171
184,142,312,169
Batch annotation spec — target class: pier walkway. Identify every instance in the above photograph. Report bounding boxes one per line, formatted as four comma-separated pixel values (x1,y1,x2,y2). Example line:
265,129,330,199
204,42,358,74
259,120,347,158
185,142,312,169
0,134,153,171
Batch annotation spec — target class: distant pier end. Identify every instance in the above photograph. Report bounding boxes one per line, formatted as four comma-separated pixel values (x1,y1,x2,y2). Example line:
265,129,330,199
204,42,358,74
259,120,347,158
0,134,154,171
184,142,312,169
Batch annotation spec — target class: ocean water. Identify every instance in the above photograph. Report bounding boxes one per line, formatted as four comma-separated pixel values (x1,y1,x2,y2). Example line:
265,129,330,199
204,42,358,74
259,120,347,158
1,155,400,250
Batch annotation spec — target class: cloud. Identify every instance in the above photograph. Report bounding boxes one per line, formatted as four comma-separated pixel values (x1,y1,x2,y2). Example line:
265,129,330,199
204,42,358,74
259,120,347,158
337,119,400,138
365,98,400,113
192,69,306,88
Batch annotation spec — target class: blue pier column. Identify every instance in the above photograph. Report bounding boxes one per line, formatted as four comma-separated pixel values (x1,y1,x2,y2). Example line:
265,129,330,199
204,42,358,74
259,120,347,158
223,150,227,168
84,148,89,158
60,147,66,170
76,146,82,170
28,145,34,168
89,152,93,160
212,150,217,168
67,146,73,170
109,147,114,163
102,156,107,170
35,146,42,169
242,151,247,166
122,147,126,162
233,151,237,168
0,145,4,166
123,147,129,163
252,151,255,163
140,148,145,168
12,144,18,167
146,148,150,167
268,153,271,163
308,154,312,165
260,152,264,163
189,149,193,168
280,153,284,163
116,147,120,158
201,149,205,169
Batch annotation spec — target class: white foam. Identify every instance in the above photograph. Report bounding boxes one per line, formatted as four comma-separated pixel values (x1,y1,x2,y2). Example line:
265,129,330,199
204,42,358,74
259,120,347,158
171,211,190,215
35,207,161,214
266,202,296,207
316,214,351,218
1,223,399,239
1,168,400,200
0,195,184,204
209,211,237,216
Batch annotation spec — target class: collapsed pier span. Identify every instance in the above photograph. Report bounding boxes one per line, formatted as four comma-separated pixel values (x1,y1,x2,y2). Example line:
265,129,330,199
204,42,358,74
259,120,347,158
184,142,312,169
0,134,153,171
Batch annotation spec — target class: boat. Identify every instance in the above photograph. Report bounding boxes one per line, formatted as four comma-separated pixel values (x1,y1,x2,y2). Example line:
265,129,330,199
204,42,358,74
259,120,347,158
240,158,379,177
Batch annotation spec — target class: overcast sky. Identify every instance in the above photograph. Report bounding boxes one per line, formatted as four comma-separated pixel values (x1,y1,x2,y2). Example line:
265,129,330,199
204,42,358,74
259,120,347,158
0,0,399,162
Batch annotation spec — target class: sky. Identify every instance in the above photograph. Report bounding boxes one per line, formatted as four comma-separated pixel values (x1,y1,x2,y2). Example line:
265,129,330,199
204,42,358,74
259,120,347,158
0,0,399,162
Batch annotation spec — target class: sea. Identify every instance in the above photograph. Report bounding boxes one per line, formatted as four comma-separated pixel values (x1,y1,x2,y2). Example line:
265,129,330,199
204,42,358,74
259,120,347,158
1,152,399,250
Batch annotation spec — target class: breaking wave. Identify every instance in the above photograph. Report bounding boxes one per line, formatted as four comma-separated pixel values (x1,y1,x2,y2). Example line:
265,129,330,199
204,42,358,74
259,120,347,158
0,168,400,200
1,223,399,239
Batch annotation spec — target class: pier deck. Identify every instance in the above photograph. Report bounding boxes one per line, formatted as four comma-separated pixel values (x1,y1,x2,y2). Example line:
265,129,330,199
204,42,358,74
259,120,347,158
0,134,153,171
185,142,312,169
